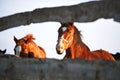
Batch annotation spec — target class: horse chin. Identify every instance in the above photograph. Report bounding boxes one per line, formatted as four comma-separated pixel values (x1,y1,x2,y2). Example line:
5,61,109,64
58,52,63,55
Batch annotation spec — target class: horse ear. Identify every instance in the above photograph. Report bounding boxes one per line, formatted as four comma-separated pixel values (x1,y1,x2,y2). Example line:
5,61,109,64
3,49,6,53
14,36,18,43
60,22,73,26
68,22,73,25
60,22,67,27
60,22,64,25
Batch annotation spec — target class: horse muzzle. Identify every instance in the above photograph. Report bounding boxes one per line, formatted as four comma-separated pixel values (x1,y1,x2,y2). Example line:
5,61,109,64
56,49,63,54
56,44,64,54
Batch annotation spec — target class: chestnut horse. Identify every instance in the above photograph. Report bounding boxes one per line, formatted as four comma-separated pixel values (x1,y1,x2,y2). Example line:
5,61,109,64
56,22,115,61
14,34,46,58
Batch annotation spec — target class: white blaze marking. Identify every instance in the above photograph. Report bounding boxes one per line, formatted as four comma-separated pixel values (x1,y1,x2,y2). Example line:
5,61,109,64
15,46,21,55
62,27,67,32
58,35,65,53
57,27,67,53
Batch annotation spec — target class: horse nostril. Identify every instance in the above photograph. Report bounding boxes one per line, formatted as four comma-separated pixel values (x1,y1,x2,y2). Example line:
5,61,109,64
56,48,62,54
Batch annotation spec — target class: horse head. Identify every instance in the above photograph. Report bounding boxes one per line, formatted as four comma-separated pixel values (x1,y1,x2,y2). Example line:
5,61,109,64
56,22,75,54
14,34,46,58
14,34,35,57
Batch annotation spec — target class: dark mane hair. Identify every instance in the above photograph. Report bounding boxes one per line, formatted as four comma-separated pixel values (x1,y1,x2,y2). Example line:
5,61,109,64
73,25,83,45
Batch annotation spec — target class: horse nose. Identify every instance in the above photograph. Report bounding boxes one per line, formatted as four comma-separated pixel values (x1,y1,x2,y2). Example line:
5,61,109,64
56,45,64,54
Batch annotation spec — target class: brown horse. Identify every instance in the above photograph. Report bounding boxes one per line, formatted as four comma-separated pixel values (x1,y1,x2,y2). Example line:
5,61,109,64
14,34,46,58
56,22,115,61
0,49,6,54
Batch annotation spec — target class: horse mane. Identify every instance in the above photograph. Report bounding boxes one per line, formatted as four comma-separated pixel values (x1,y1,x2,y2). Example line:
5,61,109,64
23,34,35,42
73,25,83,45
73,25,90,51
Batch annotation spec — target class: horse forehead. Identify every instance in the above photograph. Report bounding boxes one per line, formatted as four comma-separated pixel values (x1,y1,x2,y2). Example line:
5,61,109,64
16,40,26,47
61,26,67,32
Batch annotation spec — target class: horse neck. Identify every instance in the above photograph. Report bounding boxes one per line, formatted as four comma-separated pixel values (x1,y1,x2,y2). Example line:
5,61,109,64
27,41,39,52
72,28,89,49
27,41,46,58
65,28,90,58
71,32,90,52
